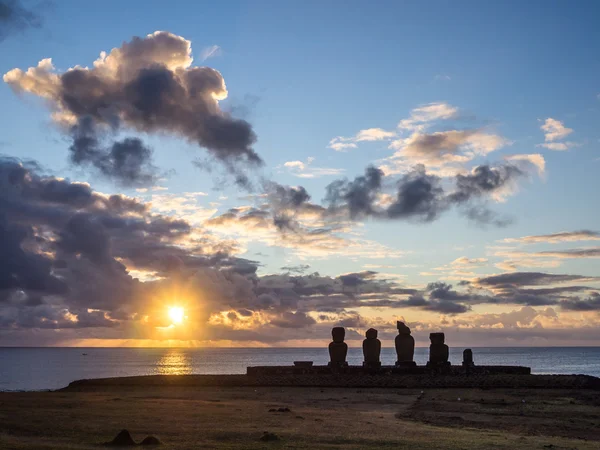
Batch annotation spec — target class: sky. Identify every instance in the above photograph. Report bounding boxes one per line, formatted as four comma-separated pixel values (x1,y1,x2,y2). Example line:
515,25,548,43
0,0,599,348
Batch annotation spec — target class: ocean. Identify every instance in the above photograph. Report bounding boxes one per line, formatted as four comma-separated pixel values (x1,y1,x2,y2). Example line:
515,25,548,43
1,347,599,391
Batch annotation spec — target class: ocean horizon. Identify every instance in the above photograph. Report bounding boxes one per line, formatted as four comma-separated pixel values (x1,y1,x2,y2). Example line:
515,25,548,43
2,346,600,392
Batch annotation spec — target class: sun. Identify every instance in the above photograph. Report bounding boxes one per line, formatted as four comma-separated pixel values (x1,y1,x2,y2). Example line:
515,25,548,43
168,306,185,324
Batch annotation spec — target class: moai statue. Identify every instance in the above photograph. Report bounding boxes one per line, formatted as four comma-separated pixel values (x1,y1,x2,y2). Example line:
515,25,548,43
462,349,474,367
395,321,416,366
427,332,450,367
362,328,381,368
328,327,348,367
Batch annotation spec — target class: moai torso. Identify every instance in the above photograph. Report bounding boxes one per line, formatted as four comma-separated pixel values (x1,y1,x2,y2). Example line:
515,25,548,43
462,348,474,366
362,328,381,365
395,321,415,363
328,327,348,366
428,332,449,364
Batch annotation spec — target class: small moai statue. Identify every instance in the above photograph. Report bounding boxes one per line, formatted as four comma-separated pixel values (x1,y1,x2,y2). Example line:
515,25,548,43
462,348,474,367
427,332,450,367
328,327,348,367
362,328,381,368
395,321,416,366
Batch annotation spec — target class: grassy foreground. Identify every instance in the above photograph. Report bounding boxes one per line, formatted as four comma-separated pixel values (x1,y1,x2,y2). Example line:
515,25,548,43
1,381,599,449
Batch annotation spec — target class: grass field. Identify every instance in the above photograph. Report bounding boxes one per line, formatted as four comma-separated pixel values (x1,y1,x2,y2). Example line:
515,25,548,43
1,383,599,449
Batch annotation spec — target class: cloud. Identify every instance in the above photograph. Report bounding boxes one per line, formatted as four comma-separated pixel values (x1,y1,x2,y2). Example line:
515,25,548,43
200,45,221,61
531,247,600,259
397,102,458,131
328,128,396,152
282,157,344,178
324,165,384,219
505,154,546,176
4,31,260,184
269,311,316,328
355,128,397,141
540,118,573,142
495,247,600,263
561,293,600,311
398,282,472,314
1,155,598,345
537,142,580,151
503,230,600,244
69,118,158,186
385,129,510,174
449,163,525,203
0,0,42,41
475,272,597,288
325,161,529,225
536,118,578,151
328,140,357,152
204,199,404,260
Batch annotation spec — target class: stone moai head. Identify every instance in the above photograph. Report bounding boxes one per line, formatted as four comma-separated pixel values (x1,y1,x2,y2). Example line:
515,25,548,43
397,321,411,335
332,327,346,343
430,332,445,345
365,328,378,339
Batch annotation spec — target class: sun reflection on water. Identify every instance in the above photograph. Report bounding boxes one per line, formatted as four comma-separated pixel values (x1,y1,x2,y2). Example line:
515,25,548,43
156,349,192,375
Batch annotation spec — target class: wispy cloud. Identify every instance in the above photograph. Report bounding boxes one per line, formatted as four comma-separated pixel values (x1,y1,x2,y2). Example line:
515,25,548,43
328,128,396,151
505,154,546,176
200,44,222,61
397,102,458,131
281,157,344,178
536,118,578,151
503,230,600,245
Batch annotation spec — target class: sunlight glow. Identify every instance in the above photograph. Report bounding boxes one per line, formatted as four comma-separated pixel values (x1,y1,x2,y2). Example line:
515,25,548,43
168,306,185,324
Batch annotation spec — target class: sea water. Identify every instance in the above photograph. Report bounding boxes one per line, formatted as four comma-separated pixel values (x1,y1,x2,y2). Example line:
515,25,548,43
1,347,599,391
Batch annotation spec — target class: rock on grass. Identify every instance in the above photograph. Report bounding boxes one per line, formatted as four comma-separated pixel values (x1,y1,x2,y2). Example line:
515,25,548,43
104,429,136,446
140,435,162,445
260,431,280,442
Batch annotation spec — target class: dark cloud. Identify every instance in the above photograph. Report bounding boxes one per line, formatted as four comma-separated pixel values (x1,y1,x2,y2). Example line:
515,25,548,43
475,272,596,288
281,264,310,274
397,283,473,314
0,0,41,41
324,162,523,225
473,273,600,307
386,166,445,221
560,293,600,311
535,248,600,259
449,164,524,203
0,214,67,301
4,31,261,184
0,155,242,319
265,182,312,231
463,205,512,227
324,166,383,219
69,118,157,186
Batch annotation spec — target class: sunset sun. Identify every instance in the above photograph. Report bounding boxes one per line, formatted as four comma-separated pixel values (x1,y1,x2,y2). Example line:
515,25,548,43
168,307,185,324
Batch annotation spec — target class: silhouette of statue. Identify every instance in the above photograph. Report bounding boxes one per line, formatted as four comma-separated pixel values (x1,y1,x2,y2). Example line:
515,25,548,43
362,328,381,368
328,327,348,367
395,321,416,366
427,332,450,367
462,348,474,367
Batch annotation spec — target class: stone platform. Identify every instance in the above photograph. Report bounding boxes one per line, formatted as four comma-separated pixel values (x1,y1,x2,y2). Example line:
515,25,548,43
244,365,546,389
246,364,531,377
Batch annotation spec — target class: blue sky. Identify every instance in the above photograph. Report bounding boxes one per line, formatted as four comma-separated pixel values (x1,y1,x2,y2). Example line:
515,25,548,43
1,0,599,346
